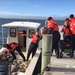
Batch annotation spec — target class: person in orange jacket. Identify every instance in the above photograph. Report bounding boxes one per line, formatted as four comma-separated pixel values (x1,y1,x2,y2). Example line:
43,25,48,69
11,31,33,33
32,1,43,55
69,14,75,35
27,31,41,61
3,42,25,62
61,18,72,42
47,17,60,58
69,14,75,57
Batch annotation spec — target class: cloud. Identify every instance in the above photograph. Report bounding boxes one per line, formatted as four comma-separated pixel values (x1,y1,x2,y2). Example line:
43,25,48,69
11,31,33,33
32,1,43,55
0,12,67,20
0,12,47,20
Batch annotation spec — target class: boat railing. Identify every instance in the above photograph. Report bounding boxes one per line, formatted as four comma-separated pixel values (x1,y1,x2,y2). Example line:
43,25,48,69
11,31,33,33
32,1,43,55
18,49,41,75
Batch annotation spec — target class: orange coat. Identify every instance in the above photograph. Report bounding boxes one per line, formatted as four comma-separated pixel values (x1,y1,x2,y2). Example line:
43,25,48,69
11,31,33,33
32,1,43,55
32,35,39,44
7,42,19,56
70,18,75,35
9,42,18,50
48,19,59,31
62,25,71,36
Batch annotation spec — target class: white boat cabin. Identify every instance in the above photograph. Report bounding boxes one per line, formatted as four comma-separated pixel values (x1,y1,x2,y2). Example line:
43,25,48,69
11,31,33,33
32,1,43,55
1,21,41,52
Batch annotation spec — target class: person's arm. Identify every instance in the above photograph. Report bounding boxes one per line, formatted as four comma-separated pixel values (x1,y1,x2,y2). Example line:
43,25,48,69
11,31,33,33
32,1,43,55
67,25,73,37
61,25,64,32
39,36,42,40
48,28,53,34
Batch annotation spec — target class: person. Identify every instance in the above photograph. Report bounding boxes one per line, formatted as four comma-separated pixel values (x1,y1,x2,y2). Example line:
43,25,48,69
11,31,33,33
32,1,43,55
69,14,75,57
61,18,72,42
26,31,41,61
3,42,26,62
47,17,60,58
23,30,26,47
69,14,75,35
41,26,48,34
18,30,26,47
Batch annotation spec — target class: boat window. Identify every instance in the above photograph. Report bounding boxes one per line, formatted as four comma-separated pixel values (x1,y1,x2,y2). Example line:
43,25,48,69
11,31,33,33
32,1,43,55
10,28,16,37
28,29,35,38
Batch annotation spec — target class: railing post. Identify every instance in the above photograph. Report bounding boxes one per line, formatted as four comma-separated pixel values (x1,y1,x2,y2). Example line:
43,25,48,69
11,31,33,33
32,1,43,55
41,34,53,75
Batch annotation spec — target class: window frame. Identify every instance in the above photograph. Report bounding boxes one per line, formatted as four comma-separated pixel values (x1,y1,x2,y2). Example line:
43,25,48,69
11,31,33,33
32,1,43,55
10,28,16,37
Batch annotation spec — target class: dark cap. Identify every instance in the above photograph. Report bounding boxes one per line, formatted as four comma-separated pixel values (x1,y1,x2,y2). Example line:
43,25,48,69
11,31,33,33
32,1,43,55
70,14,74,18
48,17,52,20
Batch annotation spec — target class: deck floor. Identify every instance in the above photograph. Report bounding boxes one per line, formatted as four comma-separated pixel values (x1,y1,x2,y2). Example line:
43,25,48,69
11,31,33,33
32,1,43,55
44,53,75,75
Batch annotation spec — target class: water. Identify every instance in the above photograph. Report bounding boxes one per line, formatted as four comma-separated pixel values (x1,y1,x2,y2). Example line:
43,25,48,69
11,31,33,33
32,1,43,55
0,18,64,48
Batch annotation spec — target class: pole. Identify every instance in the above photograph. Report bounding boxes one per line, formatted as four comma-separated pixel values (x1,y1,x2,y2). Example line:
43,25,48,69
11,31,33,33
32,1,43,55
41,34,52,75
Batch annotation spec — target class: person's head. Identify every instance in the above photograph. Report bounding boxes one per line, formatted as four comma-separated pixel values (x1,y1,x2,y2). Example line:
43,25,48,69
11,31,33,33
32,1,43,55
70,14,74,18
64,18,69,26
48,17,52,21
35,31,39,36
65,18,69,21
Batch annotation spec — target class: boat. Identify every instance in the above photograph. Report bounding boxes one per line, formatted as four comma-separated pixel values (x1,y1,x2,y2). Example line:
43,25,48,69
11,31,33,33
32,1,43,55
0,21,42,75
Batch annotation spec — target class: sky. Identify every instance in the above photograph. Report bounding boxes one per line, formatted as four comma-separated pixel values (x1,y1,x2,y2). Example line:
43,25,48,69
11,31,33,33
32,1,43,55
0,0,75,19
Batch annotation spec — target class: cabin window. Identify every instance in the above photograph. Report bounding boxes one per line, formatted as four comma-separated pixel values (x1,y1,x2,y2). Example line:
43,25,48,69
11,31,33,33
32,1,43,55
10,28,16,37
28,29,35,38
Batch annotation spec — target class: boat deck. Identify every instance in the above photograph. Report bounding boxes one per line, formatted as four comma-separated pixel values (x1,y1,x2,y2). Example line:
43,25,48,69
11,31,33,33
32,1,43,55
44,53,75,75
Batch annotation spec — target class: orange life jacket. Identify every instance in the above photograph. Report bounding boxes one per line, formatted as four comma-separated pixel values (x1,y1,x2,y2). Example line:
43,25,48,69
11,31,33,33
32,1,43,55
70,18,75,35
32,35,39,44
48,19,59,31
6,42,19,56
9,42,18,50
62,25,71,36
